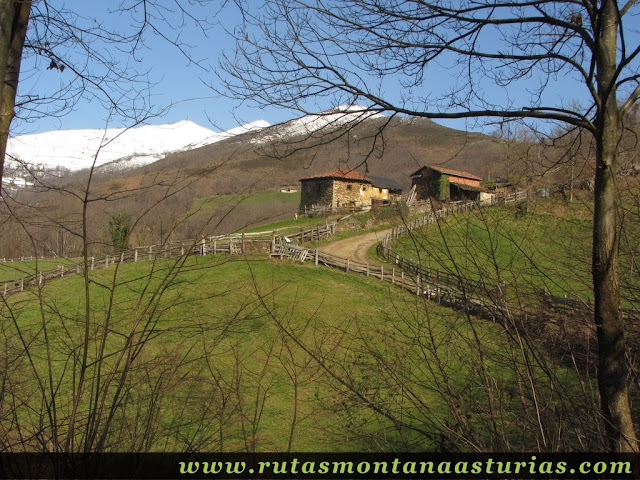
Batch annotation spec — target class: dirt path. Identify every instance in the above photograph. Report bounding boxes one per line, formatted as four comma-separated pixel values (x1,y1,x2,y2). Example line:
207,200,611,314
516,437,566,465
320,229,391,264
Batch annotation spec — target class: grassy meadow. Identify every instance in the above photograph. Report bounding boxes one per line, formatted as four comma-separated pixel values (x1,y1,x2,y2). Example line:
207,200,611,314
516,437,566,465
0,250,600,452
389,198,602,301
0,257,80,283
190,190,306,234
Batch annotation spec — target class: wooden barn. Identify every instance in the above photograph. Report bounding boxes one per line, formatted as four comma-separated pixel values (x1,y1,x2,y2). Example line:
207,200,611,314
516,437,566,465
299,169,401,214
410,165,485,202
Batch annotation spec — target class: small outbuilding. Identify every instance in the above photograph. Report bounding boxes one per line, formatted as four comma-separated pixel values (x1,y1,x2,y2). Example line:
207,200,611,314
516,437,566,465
410,165,485,202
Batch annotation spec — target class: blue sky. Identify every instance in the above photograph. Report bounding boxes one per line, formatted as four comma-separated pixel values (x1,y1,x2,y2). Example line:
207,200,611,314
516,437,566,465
14,1,296,134
13,0,600,137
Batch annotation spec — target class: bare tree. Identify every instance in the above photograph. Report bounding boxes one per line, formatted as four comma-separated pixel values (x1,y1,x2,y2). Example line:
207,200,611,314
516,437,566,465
221,0,640,451
0,121,283,453
0,0,31,186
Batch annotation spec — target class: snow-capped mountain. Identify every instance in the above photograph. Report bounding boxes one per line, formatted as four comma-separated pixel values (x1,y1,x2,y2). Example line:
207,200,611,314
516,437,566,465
5,119,270,173
252,105,385,143
3,105,385,184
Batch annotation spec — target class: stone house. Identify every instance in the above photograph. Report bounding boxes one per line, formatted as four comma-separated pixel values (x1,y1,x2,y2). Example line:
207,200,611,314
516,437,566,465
299,169,401,213
410,165,485,202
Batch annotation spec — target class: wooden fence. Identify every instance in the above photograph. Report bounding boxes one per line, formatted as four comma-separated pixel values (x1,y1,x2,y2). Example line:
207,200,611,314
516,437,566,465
275,195,640,323
407,189,529,208
1,221,336,297
271,243,508,321
282,222,335,243
383,201,477,243
378,202,639,321
301,204,369,217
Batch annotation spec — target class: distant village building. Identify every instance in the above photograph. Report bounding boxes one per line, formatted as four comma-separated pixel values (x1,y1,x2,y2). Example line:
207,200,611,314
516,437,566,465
410,165,486,202
279,185,298,193
299,169,402,214
367,175,404,206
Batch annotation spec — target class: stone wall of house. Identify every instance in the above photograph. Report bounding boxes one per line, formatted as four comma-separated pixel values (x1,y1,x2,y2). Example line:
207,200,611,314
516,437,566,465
333,180,371,208
300,178,333,212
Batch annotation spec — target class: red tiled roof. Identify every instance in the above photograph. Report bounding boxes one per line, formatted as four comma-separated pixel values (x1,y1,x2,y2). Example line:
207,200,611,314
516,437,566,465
449,180,487,192
411,165,482,181
300,169,371,182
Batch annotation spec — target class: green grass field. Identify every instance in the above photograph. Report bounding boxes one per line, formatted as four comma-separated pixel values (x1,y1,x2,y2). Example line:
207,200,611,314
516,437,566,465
390,199,600,300
0,257,80,283
198,189,300,207
0,252,596,452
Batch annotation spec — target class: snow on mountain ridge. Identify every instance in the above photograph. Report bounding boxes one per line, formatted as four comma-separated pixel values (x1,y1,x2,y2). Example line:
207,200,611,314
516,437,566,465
253,105,385,143
6,107,385,174
6,119,271,172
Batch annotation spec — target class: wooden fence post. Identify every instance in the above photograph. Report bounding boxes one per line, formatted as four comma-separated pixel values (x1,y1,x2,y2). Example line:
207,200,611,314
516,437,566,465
391,268,395,284
61,265,64,278
315,249,319,265
346,258,350,273
20,278,24,291
380,265,384,280
134,249,138,262
105,256,109,268
241,233,245,254
91,256,95,270
366,263,369,276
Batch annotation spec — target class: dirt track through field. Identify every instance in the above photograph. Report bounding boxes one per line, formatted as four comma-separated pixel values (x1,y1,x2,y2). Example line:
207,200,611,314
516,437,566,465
320,229,391,264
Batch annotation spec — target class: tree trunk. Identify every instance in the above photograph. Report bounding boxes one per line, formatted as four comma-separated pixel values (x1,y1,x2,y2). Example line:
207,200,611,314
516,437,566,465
593,0,638,452
0,0,31,188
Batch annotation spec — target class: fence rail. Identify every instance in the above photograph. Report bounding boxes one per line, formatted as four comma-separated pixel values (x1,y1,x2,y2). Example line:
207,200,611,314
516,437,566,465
271,243,507,320
274,195,639,323
282,222,335,243
301,204,369,216
378,198,639,321
1,221,336,297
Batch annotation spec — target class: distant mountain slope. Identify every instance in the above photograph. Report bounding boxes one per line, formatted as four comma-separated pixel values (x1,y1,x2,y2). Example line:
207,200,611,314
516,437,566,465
142,114,502,195
5,108,502,200
5,120,270,172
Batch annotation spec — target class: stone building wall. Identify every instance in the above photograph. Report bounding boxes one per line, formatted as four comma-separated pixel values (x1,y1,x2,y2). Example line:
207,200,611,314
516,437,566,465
300,178,334,212
333,179,371,208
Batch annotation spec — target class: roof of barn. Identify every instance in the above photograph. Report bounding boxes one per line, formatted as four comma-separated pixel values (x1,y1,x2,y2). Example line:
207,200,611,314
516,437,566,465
411,165,482,181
